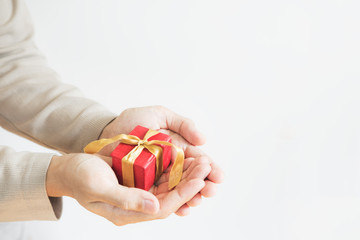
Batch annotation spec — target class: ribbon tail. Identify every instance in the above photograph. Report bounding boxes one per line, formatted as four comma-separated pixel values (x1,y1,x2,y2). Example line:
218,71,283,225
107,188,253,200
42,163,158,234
147,140,185,190
168,145,184,190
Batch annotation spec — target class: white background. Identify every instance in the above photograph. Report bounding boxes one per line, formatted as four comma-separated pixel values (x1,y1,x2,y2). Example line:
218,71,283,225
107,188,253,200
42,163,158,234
1,0,360,239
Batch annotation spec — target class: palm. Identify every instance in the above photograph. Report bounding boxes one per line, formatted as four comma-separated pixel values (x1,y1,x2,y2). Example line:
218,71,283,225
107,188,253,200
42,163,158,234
99,107,203,158
149,156,210,215
63,106,221,225
70,154,208,225
98,106,222,217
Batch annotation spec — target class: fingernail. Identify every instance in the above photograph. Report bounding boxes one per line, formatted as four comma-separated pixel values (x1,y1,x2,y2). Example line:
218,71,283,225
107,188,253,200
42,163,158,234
143,199,158,214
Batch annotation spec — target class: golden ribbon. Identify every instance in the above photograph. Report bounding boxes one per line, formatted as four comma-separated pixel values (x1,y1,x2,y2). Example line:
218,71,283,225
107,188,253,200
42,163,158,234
84,129,184,190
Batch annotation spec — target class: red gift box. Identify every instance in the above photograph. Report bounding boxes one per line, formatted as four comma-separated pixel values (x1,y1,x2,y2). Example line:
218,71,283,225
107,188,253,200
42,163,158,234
111,125,172,191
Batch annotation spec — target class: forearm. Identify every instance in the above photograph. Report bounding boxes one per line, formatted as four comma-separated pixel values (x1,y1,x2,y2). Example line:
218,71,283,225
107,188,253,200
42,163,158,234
0,0,117,153
0,58,116,153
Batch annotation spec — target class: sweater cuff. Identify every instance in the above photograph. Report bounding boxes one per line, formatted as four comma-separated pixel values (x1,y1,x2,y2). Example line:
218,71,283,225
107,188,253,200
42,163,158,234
75,111,117,153
0,148,62,221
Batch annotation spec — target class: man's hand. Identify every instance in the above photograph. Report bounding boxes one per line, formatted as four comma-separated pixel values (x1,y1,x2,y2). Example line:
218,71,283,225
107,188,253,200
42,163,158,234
99,106,224,216
46,153,210,226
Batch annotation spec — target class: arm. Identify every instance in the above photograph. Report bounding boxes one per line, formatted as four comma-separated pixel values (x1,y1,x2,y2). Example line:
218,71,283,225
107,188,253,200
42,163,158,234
46,152,210,226
0,0,222,222
0,0,114,221
0,0,117,153
0,145,209,224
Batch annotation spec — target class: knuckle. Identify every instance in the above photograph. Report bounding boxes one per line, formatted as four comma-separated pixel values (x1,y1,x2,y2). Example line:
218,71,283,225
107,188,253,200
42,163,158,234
120,199,143,212
196,156,210,165
113,219,125,226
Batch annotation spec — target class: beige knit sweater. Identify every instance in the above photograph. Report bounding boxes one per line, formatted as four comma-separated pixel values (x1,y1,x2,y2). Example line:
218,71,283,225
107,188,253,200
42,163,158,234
0,0,117,221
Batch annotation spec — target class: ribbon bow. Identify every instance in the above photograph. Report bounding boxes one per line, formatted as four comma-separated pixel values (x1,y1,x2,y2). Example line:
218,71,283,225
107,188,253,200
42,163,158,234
84,129,184,190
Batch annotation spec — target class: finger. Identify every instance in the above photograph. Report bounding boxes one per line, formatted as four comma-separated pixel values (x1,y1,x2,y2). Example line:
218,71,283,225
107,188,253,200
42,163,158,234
207,162,225,184
160,178,205,214
100,185,160,214
160,130,189,151
159,107,206,146
182,156,211,181
154,156,208,194
185,145,206,159
156,160,214,198
200,180,217,198
155,157,195,189
175,204,191,216
184,147,224,184
159,156,194,183
186,193,202,207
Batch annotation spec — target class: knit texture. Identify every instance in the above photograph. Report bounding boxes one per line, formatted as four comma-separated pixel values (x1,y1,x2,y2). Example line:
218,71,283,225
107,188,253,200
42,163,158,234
0,0,117,221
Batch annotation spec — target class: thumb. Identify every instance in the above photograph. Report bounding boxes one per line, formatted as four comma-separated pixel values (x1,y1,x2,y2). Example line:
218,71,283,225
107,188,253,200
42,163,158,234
102,185,160,214
160,107,206,146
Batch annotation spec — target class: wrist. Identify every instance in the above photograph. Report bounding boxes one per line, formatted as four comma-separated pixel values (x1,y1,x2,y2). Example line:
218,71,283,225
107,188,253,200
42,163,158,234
46,155,72,198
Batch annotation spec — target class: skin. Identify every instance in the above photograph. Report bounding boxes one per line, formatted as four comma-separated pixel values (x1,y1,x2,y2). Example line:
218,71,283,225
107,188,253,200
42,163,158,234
46,106,224,226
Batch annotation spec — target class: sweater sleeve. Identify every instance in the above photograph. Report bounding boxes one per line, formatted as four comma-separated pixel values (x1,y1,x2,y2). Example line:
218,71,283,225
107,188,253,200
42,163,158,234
0,0,117,221
0,146,62,221
0,0,117,154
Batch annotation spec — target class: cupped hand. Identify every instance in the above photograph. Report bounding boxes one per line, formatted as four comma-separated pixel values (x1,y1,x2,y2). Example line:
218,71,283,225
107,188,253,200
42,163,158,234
99,106,224,215
46,153,210,226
